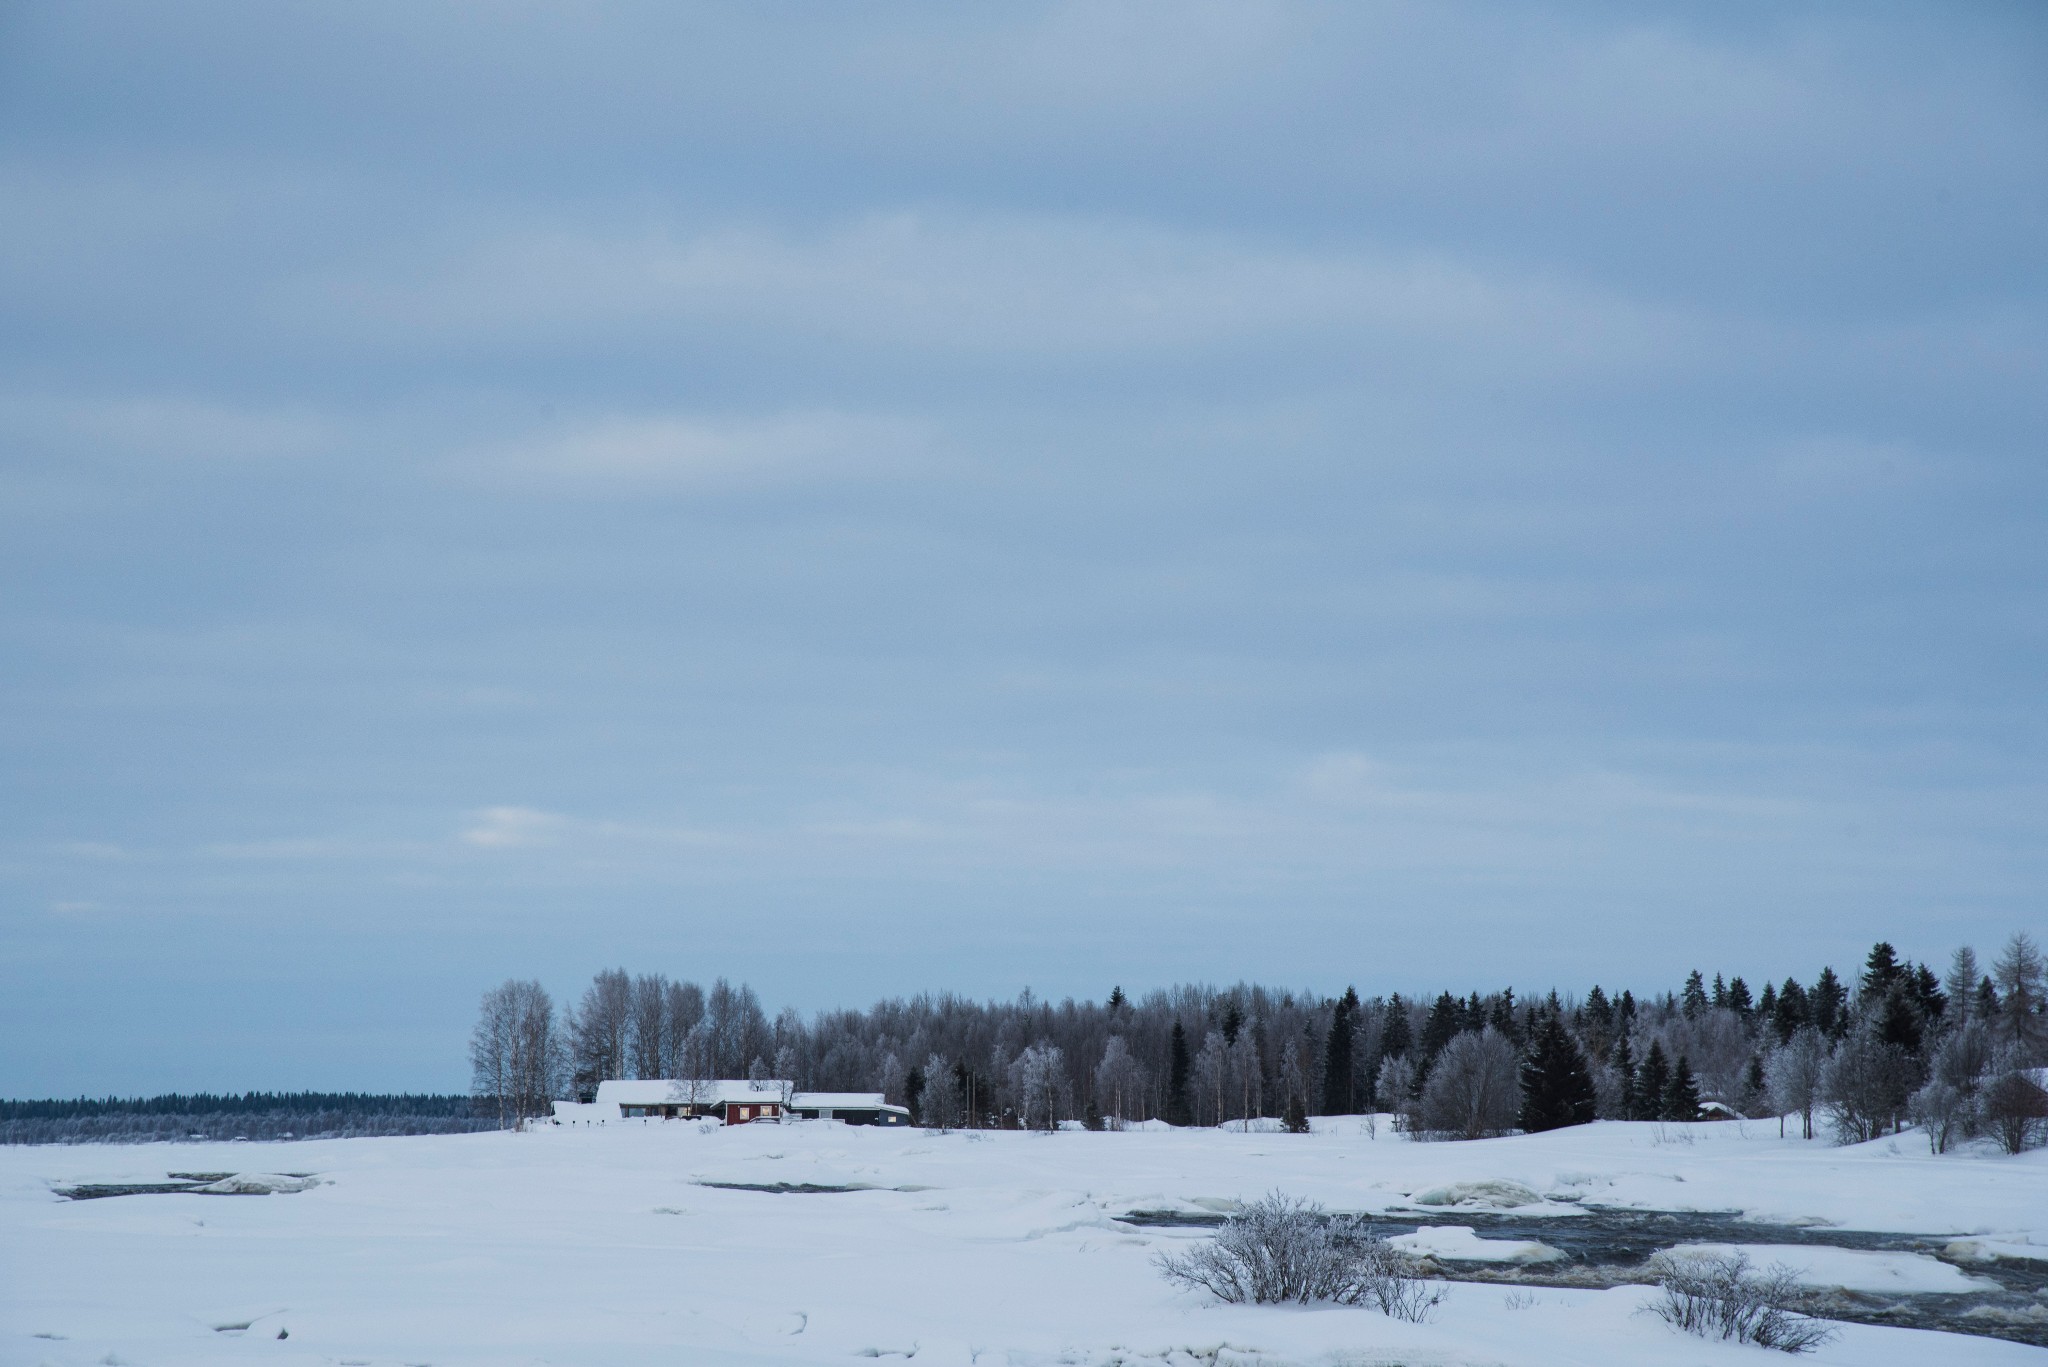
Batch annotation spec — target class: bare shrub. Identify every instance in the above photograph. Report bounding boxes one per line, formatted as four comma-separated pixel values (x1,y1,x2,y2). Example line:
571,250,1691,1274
1981,1068,2048,1154
1648,1251,1835,1354
1154,1192,1443,1322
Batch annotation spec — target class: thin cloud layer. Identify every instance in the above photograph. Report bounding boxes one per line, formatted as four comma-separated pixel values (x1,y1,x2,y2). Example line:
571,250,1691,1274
0,2,2043,1093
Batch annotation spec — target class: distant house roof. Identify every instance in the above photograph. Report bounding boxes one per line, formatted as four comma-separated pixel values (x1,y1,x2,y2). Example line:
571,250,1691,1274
790,1092,887,1109
593,1079,786,1107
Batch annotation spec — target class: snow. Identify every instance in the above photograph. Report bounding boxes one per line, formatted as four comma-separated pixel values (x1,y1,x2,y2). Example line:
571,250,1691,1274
1664,1243,2001,1294
1391,1224,1566,1264
4,1117,2046,1367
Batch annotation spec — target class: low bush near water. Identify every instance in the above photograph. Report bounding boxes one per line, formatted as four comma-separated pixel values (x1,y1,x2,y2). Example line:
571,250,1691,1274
1648,1250,1835,1354
1154,1191,1445,1322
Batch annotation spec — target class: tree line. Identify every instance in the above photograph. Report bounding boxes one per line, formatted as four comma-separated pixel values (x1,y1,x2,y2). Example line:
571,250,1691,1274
0,1092,490,1145
474,932,2048,1151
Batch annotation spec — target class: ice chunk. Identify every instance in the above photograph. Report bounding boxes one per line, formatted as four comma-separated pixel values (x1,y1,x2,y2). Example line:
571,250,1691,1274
1409,1179,1542,1209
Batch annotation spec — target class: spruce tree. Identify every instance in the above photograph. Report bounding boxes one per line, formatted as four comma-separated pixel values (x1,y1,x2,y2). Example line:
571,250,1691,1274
1611,1033,1636,1120
1664,1055,1701,1121
1519,1014,1597,1132
1974,975,2000,1021
1380,996,1412,1061
1584,985,1613,1036
1106,985,1127,1014
1774,977,1810,1044
1681,971,1709,1019
1812,968,1847,1039
1321,989,1356,1115
1911,964,1946,1024
1741,1054,1766,1114
1711,973,1728,1009
1727,976,1753,1018
1756,979,1777,1023
1859,942,1903,1004
1419,992,1462,1069
1638,1040,1671,1119
1489,989,1519,1044
1877,984,1923,1054
1166,1021,1192,1126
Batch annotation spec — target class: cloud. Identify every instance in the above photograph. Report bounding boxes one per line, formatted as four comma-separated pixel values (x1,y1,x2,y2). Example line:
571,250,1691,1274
459,806,562,849
460,410,936,494
305,210,1688,382
0,392,333,466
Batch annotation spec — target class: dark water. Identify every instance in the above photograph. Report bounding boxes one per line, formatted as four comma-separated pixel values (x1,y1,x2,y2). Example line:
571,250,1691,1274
1121,1206,2048,1347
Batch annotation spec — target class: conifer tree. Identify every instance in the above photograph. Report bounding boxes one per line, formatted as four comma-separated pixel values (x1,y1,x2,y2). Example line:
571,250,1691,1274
1166,1021,1192,1126
1681,971,1708,1019
1584,985,1613,1034
1860,942,1904,1004
1756,979,1777,1022
1975,975,2000,1022
1727,976,1753,1018
1711,973,1728,1009
1380,995,1413,1061
1321,989,1357,1115
1638,1040,1671,1119
1488,989,1519,1043
1664,1055,1701,1121
1519,1013,1597,1132
1617,989,1637,1027
1812,967,1848,1039
1911,964,1945,1025
1283,1089,1309,1134
1419,992,1462,1070
1774,977,1810,1043
1877,984,1923,1054
1741,1054,1766,1115
1220,1001,1243,1047
1106,985,1127,1014
1945,948,1980,1024
1611,1033,1636,1120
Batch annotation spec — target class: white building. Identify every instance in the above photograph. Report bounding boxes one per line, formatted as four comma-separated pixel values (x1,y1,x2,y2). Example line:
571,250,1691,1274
549,1080,911,1127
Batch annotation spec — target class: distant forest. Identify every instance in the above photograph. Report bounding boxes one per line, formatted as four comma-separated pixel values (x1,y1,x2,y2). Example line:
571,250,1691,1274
11,934,2044,1149
0,1092,491,1145
475,932,2048,1151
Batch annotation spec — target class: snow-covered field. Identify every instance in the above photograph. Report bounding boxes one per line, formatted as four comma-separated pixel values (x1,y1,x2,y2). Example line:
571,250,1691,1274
5,1118,2046,1366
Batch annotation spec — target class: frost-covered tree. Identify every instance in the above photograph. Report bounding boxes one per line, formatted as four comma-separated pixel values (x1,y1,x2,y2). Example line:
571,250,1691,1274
1765,1030,1826,1140
1415,1027,1520,1140
1007,1042,1068,1131
1094,1035,1146,1127
1819,1031,1914,1143
1980,1061,2048,1154
920,1052,958,1129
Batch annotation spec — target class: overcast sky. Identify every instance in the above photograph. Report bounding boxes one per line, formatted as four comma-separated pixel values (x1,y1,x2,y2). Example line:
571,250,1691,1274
3,2,2044,1095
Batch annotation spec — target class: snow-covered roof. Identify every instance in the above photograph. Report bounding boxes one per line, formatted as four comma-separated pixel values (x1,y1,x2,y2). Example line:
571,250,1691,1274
593,1079,787,1107
791,1092,892,1109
